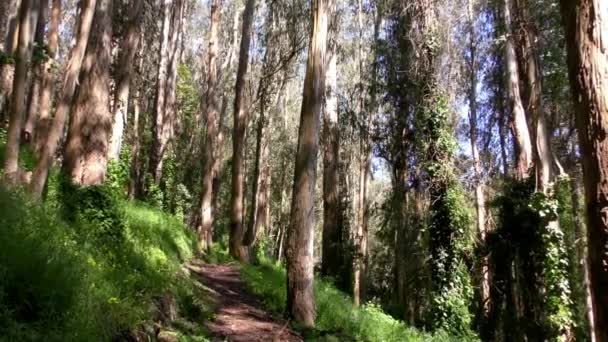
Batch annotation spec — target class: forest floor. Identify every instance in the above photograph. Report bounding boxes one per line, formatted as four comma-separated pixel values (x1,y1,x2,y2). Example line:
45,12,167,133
187,260,303,342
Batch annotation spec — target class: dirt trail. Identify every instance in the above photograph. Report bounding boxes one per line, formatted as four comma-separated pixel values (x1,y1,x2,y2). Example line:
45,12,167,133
188,261,302,342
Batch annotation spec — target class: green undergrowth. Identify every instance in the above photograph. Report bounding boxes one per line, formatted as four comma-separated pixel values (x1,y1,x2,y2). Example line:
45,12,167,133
240,260,470,342
0,186,209,341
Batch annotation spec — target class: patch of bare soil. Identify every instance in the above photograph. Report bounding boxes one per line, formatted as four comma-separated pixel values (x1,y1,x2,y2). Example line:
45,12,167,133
188,261,302,342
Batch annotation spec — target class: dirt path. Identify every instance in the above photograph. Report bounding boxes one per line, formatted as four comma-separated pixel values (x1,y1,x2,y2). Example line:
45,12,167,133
188,261,302,342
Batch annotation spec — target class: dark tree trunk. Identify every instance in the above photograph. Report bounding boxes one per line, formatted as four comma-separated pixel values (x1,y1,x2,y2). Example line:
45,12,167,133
560,1,608,340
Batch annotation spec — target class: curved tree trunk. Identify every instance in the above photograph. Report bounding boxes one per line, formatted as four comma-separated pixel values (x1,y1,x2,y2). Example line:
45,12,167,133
29,0,96,197
229,0,256,261
560,1,608,340
62,0,113,186
286,0,332,328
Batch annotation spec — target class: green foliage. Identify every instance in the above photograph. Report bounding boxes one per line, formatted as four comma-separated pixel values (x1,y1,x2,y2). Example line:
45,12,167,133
0,50,15,65
0,187,200,341
106,146,132,196
0,128,38,172
31,43,50,65
240,260,477,341
419,92,475,336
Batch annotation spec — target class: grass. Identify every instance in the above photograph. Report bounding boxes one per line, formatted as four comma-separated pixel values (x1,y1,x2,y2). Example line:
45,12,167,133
241,260,472,342
0,186,210,341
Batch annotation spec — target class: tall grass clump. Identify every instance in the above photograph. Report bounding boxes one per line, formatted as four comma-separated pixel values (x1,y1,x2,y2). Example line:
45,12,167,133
0,185,199,341
240,260,471,341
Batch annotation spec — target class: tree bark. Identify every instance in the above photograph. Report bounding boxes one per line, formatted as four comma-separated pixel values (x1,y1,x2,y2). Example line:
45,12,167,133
321,18,340,279
4,0,37,183
62,0,113,186
286,0,332,328
23,0,47,145
128,88,141,199
108,0,143,160
149,0,174,184
198,0,221,251
33,0,59,157
0,0,21,120
229,0,256,261
504,0,532,180
560,0,608,340
29,0,96,197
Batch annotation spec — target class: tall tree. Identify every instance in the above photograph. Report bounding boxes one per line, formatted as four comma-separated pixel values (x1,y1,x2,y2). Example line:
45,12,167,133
321,7,340,279
23,0,47,144
560,0,608,340
108,0,144,160
34,0,60,156
0,0,22,119
4,0,38,183
504,0,532,180
229,0,256,261
465,0,489,316
29,0,97,197
286,0,332,328
198,0,221,250
62,0,114,185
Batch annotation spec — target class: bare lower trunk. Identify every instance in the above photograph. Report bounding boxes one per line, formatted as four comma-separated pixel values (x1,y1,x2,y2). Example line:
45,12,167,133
198,0,221,251
108,0,143,160
4,0,37,183
229,0,255,261
29,0,96,197
128,89,141,199
560,1,608,340
286,0,331,328
62,0,113,186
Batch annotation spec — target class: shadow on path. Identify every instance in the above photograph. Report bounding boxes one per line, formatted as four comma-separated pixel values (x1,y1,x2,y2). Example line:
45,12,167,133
188,261,302,342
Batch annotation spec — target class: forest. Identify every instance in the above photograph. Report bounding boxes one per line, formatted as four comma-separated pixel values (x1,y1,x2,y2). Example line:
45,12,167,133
0,0,606,340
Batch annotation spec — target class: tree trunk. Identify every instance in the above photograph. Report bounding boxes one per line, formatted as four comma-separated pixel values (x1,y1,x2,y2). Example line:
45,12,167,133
108,0,143,160
34,0,59,157
560,1,608,340
149,0,174,184
0,0,21,121
198,0,221,251
321,21,340,278
229,0,255,261
29,0,96,197
286,0,332,328
23,0,47,145
128,88,141,199
4,0,37,183
504,0,532,180
62,0,113,186
467,0,490,316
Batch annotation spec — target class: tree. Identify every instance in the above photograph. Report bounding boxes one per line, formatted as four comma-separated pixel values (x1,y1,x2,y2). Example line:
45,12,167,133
0,0,21,119
560,0,608,340
504,0,532,180
198,0,221,250
108,0,144,160
286,0,332,328
229,0,256,261
321,7,341,278
29,0,96,196
3,0,38,183
34,0,60,156
62,0,114,185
